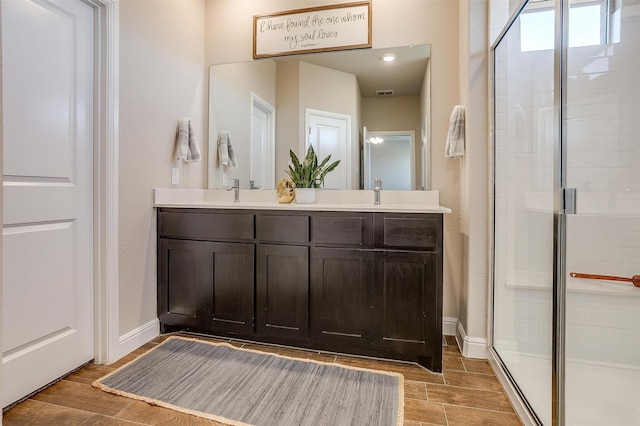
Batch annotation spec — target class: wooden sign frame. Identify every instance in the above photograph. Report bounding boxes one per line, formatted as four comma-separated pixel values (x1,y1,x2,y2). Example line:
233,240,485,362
253,1,372,59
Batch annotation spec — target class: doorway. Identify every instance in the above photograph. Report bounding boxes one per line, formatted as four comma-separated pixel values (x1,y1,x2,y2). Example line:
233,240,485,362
363,130,415,190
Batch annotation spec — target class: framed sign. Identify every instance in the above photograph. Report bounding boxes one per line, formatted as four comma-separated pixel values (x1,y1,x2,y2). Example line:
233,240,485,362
253,1,371,59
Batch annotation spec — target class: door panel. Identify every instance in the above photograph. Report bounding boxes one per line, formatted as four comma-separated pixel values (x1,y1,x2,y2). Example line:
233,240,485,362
310,247,373,348
491,2,555,422
256,244,309,340
158,239,205,329
373,250,438,358
205,241,255,335
2,0,94,407
306,110,350,189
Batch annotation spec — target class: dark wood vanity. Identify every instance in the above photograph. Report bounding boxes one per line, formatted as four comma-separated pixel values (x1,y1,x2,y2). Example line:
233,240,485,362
157,207,444,372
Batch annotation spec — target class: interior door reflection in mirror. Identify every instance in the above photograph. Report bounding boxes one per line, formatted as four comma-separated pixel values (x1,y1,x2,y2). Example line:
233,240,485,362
208,45,431,191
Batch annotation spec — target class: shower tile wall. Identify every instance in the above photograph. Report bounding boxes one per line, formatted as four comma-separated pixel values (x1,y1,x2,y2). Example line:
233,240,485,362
565,3,640,369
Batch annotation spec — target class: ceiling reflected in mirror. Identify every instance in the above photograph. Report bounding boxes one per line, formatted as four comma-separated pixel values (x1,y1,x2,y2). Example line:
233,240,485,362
272,44,430,97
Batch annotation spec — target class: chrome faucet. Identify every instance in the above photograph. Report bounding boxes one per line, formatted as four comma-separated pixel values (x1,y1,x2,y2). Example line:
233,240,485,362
227,178,240,203
374,178,382,205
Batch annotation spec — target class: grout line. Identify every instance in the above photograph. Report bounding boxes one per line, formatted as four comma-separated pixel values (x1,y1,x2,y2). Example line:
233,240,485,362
80,413,148,426
111,399,137,419
443,401,450,426
427,381,511,396
21,399,142,425
442,402,520,417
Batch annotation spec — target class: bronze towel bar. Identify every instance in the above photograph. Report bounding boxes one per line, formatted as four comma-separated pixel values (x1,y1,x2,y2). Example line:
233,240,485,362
569,272,640,288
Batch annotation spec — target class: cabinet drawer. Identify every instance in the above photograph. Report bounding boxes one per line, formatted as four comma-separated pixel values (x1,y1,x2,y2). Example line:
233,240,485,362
311,212,373,246
256,214,309,243
375,213,440,249
158,210,254,240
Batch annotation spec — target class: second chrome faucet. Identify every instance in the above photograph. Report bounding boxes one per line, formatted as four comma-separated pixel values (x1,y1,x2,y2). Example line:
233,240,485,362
374,178,382,205
227,178,240,203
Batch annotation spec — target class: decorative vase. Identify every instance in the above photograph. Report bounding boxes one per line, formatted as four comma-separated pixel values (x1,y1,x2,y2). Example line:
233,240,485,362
295,187,316,204
276,178,295,204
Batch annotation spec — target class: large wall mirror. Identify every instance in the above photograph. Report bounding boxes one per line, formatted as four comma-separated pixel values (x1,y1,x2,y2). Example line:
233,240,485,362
208,44,431,191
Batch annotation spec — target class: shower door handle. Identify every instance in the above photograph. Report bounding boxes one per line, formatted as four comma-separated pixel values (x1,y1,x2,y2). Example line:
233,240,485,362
562,188,577,214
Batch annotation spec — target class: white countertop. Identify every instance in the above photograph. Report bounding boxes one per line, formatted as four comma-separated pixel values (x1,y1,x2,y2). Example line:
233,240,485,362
154,188,451,214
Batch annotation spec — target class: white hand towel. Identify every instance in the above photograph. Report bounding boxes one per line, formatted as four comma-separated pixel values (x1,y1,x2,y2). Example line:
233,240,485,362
445,105,465,158
217,131,238,169
175,118,190,161
187,120,201,162
175,118,201,162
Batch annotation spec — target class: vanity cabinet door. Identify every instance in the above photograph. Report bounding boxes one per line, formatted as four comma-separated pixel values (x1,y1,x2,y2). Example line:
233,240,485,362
256,244,309,341
204,241,255,336
372,250,442,372
158,238,206,330
310,247,373,349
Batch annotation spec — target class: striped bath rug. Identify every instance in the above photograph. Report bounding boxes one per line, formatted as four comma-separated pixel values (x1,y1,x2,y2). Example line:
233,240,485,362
93,336,403,426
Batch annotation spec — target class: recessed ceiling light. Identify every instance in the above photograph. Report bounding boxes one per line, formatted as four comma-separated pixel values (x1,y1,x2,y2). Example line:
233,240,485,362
382,53,396,62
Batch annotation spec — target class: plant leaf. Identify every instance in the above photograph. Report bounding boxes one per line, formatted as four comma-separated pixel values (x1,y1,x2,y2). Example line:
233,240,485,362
285,145,340,188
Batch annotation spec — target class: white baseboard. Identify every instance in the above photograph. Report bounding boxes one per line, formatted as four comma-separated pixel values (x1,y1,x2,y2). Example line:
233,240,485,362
118,318,159,359
443,316,457,336
456,321,488,359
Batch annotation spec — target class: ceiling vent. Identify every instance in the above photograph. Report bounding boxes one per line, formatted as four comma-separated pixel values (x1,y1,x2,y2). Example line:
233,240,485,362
375,89,394,96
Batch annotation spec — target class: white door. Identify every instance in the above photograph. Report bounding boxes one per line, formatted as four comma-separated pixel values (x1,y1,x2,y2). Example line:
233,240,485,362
251,94,275,189
2,0,95,407
306,109,351,189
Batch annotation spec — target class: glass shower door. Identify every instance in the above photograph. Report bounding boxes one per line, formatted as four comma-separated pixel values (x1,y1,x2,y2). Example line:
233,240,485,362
492,2,556,423
564,0,640,424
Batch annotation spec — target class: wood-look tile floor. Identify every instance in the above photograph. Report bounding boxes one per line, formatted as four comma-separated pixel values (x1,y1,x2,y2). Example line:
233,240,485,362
3,334,522,426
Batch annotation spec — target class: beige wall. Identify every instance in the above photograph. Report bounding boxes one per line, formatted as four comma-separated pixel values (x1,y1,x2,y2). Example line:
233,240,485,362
362,96,421,132
275,61,301,180
299,62,360,188
205,0,463,324
117,0,497,346
458,0,490,345
119,0,206,334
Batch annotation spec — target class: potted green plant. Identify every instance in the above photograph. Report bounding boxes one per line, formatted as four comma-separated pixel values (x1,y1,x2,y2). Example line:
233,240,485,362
286,145,340,203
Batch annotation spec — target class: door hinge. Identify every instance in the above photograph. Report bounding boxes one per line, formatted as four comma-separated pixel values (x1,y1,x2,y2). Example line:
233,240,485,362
562,187,577,215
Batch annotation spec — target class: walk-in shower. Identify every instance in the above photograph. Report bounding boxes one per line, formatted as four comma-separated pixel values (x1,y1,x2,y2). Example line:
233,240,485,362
491,0,639,424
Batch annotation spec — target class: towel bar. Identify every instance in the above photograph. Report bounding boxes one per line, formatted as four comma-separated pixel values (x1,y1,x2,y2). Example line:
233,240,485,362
569,272,640,288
